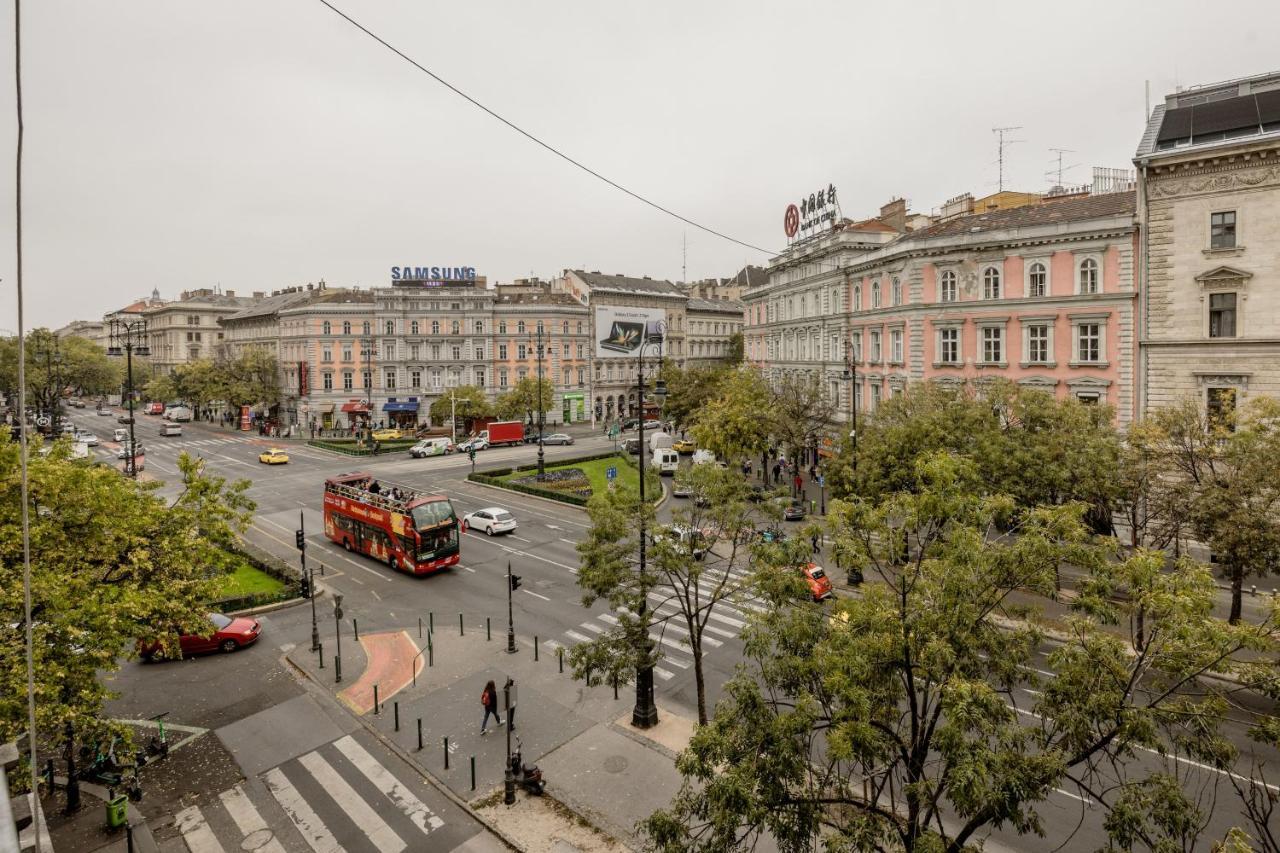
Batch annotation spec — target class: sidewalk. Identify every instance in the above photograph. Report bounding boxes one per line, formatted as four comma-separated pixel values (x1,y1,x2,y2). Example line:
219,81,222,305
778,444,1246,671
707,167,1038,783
288,621,692,851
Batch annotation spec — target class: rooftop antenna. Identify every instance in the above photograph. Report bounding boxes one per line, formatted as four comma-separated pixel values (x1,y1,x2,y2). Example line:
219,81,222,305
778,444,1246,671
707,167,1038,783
1045,148,1078,188
682,232,687,284
992,126,1023,192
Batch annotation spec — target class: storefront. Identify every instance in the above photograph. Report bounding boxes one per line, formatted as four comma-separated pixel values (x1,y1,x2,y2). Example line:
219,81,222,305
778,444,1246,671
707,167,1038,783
561,392,585,424
315,402,335,429
340,399,371,430
383,398,420,430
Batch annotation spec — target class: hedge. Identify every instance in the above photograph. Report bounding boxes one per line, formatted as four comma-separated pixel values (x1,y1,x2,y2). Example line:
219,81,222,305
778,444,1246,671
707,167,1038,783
467,450,660,506
209,537,304,612
307,438,418,456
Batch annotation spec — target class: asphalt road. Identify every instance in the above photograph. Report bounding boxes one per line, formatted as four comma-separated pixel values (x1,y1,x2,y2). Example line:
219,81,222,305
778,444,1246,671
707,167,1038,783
62,409,1279,851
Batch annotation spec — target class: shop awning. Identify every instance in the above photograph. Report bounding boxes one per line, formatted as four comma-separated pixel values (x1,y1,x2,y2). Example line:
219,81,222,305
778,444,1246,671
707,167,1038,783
383,401,420,413
317,402,335,414
340,401,369,413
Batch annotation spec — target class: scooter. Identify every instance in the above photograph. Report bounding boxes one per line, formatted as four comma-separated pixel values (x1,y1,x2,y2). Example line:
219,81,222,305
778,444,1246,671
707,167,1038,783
509,736,545,796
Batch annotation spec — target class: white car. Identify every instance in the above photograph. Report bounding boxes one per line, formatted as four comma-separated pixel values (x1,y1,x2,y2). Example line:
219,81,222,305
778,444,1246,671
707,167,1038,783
457,436,489,453
463,507,517,536
74,431,99,446
116,443,145,460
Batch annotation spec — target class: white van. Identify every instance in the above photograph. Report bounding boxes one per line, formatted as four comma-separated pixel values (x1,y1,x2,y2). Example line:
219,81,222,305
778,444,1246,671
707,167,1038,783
159,421,183,437
650,448,679,476
410,437,453,458
163,406,193,422
649,431,674,454
113,427,130,443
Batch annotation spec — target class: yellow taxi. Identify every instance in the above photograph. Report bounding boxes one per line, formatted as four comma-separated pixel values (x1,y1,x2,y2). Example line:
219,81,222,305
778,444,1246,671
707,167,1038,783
371,428,405,441
258,447,289,465
673,438,696,454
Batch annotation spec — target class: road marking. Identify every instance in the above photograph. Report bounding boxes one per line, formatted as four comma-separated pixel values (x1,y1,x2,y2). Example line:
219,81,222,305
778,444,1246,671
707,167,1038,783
564,629,592,643
1054,786,1092,805
335,735,445,833
543,638,565,650
264,767,342,853
559,538,578,546
580,622,604,633
596,614,694,664
522,589,550,601
174,805,226,853
463,566,476,573
649,617,724,647
370,589,382,601
492,543,579,573
654,666,675,681
298,750,406,852
546,524,562,530
219,785,287,853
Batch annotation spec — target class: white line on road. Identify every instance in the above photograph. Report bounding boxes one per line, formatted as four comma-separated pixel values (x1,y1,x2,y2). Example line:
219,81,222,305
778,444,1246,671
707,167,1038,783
219,785,287,853
565,630,592,643
298,750,406,852
264,767,342,853
335,735,445,833
174,805,226,853
522,589,551,601
559,538,578,546
1053,786,1092,805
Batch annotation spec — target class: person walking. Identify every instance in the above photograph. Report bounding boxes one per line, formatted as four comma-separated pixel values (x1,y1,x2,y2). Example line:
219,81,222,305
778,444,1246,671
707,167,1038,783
480,679,503,735
793,472,803,497
772,462,781,485
811,531,821,556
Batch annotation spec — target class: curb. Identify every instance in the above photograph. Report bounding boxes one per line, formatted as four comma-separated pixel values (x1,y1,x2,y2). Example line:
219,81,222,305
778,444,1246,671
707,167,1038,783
283,655,525,852
227,590,318,618
466,478,592,514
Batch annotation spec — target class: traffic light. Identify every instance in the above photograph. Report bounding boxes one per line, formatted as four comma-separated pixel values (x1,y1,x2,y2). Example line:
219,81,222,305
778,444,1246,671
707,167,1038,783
299,574,311,598
509,573,522,592
468,446,476,462
295,529,305,550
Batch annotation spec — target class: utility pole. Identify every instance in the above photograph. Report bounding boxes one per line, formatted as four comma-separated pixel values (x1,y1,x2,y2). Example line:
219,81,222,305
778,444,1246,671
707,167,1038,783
107,318,150,478
532,324,546,480
992,126,1023,193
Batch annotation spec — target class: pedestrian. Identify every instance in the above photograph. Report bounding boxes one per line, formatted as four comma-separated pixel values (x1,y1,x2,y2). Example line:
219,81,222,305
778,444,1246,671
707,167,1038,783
794,473,803,494
809,464,817,480
772,462,781,484
480,679,503,735
811,532,821,556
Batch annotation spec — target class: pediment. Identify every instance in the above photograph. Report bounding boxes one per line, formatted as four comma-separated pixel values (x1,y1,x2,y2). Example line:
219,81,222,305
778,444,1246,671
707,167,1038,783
1195,265,1252,285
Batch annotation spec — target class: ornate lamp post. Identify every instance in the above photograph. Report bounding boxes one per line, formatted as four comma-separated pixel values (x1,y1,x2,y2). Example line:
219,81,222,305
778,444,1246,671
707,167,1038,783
528,324,547,480
632,329,666,729
106,318,150,478
842,338,858,472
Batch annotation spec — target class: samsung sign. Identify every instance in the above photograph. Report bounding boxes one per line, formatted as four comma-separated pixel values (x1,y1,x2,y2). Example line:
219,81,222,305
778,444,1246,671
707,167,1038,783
390,266,477,284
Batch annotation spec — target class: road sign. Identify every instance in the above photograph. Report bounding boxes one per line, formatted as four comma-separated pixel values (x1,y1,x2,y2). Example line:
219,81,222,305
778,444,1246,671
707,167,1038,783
817,474,825,487
606,466,617,482
36,416,49,427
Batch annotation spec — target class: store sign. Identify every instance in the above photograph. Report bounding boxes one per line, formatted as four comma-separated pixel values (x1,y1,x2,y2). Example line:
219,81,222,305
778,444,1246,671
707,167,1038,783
784,183,839,239
390,266,478,285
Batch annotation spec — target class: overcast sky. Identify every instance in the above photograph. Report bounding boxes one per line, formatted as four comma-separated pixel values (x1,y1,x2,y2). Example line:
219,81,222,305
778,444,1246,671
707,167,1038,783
1,0,1278,332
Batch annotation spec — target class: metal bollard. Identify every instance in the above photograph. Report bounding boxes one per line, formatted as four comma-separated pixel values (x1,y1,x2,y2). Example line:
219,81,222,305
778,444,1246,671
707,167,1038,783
418,616,423,638
428,633,434,667
373,684,380,714
353,618,359,641
127,824,135,853
613,676,618,700
417,718,423,751
394,701,399,731
459,613,464,636
534,637,539,661
318,641,324,669
335,655,342,683
558,647,564,673
486,617,491,641
429,611,434,634
470,755,476,791
443,736,450,770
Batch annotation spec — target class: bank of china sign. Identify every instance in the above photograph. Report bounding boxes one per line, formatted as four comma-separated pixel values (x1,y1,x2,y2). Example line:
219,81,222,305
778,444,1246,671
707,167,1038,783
390,266,478,286
783,183,839,241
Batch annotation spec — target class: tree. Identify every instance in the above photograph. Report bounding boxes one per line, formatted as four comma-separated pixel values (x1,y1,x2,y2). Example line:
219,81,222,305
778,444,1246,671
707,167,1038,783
0,441,254,784
768,373,835,472
726,331,744,365
0,331,123,416
1152,397,1280,624
505,376,554,427
644,452,1273,852
690,367,772,464
217,347,281,410
427,385,491,430
661,364,727,433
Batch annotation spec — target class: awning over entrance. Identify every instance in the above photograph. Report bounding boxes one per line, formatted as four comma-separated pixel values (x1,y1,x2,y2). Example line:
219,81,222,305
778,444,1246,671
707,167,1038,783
340,401,369,413
383,401,419,412
317,402,335,413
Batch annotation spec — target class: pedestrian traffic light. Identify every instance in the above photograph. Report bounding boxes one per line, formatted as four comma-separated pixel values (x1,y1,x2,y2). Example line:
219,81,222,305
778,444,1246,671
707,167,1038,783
509,573,522,592
469,446,476,462
295,529,305,550
300,575,311,598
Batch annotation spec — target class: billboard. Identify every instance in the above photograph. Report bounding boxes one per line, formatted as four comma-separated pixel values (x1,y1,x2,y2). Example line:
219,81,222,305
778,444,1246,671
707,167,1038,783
594,306,666,359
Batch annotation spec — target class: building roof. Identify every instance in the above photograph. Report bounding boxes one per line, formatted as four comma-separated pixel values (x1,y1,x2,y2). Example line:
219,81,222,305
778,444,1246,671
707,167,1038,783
571,270,684,297
843,217,899,234
727,265,766,288
1136,70,1280,160
494,292,585,308
686,297,744,313
899,190,1136,242
222,289,319,321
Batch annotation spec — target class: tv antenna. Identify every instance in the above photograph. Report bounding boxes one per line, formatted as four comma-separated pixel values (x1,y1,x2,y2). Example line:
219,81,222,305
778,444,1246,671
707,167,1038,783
992,126,1023,192
682,232,687,284
1046,148,1079,188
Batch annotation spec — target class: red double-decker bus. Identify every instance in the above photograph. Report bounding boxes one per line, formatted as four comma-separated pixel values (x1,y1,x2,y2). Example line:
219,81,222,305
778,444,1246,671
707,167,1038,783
322,473,460,575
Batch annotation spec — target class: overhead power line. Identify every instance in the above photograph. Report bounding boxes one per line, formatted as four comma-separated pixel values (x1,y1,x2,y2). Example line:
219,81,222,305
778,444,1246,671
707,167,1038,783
314,0,776,256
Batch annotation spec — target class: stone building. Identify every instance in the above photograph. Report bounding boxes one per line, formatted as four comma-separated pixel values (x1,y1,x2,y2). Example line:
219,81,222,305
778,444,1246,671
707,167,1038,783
685,297,744,366
1134,70,1280,418
54,320,106,348
492,288,591,424
143,288,259,375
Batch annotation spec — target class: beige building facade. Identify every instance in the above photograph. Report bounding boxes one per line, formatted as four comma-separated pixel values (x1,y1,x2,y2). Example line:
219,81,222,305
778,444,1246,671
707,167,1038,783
1135,70,1280,418
143,288,258,375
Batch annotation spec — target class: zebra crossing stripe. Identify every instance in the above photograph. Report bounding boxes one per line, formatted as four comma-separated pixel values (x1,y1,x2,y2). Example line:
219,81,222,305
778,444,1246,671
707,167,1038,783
219,786,287,853
174,805,226,853
703,623,738,640
542,638,564,650
596,614,693,665
564,629,593,643
647,592,747,630
264,767,342,853
298,750,406,852
334,735,445,833
579,622,604,634
707,608,748,629
654,666,675,681
649,617,724,648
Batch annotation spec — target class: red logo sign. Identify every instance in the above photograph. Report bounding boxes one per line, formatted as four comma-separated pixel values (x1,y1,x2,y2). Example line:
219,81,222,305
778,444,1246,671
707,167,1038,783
784,204,800,238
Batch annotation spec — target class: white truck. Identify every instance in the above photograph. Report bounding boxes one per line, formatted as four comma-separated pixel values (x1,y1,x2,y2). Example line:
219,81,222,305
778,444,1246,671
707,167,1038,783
164,405,193,422
648,431,674,454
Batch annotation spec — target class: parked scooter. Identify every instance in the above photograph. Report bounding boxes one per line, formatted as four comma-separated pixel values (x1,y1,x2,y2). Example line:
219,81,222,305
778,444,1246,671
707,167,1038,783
508,736,545,795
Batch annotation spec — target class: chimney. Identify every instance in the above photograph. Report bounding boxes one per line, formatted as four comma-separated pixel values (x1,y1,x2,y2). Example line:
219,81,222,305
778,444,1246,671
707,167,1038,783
225,289,235,297
252,291,265,299
878,198,908,232
307,283,314,291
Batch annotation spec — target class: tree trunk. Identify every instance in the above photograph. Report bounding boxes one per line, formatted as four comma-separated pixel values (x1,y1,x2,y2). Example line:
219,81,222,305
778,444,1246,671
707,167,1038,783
690,628,707,725
1134,604,1146,653
1229,564,1244,625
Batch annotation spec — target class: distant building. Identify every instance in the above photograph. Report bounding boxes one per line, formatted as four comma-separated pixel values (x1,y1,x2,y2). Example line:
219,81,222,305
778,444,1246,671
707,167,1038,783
682,265,766,302
492,289,591,424
1134,69,1280,418
54,319,106,348
685,297,744,366
142,288,259,375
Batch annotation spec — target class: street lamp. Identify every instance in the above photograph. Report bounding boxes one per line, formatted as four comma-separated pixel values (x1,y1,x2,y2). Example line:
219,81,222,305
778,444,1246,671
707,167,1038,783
841,338,858,473
106,318,150,478
633,330,666,729
528,324,547,480
333,593,344,683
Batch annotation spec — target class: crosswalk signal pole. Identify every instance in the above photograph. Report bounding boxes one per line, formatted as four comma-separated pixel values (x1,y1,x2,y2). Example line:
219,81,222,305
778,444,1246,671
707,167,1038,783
299,512,318,653
333,594,344,683
506,562,520,654
503,680,516,805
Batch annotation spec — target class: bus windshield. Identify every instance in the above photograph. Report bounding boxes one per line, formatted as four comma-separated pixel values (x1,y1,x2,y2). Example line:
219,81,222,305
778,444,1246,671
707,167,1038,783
411,498,456,531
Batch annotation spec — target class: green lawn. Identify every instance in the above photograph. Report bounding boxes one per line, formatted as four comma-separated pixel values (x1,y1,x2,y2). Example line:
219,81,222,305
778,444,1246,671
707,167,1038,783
217,561,286,599
497,454,656,498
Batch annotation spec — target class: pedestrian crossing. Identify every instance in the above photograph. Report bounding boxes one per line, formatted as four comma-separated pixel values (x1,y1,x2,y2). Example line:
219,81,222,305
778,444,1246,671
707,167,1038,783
169,734,446,853
543,563,763,681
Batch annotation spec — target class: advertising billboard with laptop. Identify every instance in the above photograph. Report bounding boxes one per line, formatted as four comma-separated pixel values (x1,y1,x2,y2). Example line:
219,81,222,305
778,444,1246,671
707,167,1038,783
594,306,666,359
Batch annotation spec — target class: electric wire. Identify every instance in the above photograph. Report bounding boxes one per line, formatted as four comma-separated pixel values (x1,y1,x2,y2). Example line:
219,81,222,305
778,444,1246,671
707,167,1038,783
313,0,778,257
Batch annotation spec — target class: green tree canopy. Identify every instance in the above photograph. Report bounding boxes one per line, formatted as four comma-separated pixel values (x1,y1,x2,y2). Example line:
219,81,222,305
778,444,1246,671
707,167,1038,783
217,347,281,409
767,373,835,467
690,367,772,463
428,385,491,428
494,376,554,424
0,330,124,412
660,364,728,432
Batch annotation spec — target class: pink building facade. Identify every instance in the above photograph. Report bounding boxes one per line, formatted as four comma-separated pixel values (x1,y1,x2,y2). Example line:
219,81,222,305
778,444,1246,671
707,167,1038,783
745,190,1139,425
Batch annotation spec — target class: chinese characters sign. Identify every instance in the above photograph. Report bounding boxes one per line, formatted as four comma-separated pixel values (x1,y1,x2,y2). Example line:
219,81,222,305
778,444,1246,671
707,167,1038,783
784,183,839,239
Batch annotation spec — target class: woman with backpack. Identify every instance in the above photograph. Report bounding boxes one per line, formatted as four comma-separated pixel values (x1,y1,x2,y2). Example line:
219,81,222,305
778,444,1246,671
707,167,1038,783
480,679,503,735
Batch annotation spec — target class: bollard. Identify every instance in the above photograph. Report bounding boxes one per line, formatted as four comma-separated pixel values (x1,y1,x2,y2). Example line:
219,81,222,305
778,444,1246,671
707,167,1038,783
486,617,491,641
613,676,619,700
127,824,135,853
418,616,423,638
558,647,564,673
394,701,399,731
459,613,464,636
417,718,423,751
470,755,476,791
535,637,539,661
335,655,342,683
443,736,450,770
428,633,434,667
429,611,434,634
319,563,325,576
353,618,359,641
373,684,380,715
318,641,324,669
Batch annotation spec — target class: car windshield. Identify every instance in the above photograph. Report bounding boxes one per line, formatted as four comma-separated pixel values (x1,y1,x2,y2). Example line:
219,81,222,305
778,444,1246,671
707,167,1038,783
209,613,232,629
809,568,827,580
411,498,457,531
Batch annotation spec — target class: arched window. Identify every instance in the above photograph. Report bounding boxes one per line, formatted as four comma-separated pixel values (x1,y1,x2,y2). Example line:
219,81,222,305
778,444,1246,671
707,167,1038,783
891,277,902,306
1028,262,1047,297
1079,258,1099,294
939,270,957,303
853,286,862,311
872,281,881,308
983,267,1001,300
385,320,395,335
322,321,331,335
342,321,351,335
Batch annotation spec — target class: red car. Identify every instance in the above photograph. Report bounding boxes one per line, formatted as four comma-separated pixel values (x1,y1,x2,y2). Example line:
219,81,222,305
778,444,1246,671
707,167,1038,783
801,563,833,602
140,613,261,661
145,402,165,415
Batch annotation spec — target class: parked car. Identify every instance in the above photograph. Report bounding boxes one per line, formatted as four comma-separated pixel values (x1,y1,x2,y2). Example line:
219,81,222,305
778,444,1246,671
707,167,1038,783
672,438,696,454
774,497,807,521
113,428,130,442
457,436,489,453
74,430,99,446
139,613,262,660
624,437,641,455
758,527,786,543
68,399,86,409
671,481,694,498
145,402,165,415
371,427,405,441
801,563,834,602
117,415,135,425
692,449,717,466
462,507,517,536
258,448,289,465
542,433,574,446
410,437,454,458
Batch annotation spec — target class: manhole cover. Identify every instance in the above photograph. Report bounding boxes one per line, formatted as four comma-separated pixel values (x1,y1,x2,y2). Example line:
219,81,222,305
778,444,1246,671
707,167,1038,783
242,828,275,851
603,755,628,774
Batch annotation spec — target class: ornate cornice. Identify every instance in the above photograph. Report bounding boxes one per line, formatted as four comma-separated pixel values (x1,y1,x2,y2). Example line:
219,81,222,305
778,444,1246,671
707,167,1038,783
1148,163,1280,199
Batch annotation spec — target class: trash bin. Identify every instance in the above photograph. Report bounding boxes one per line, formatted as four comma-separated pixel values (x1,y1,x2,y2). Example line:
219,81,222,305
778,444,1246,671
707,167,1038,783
106,794,128,828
